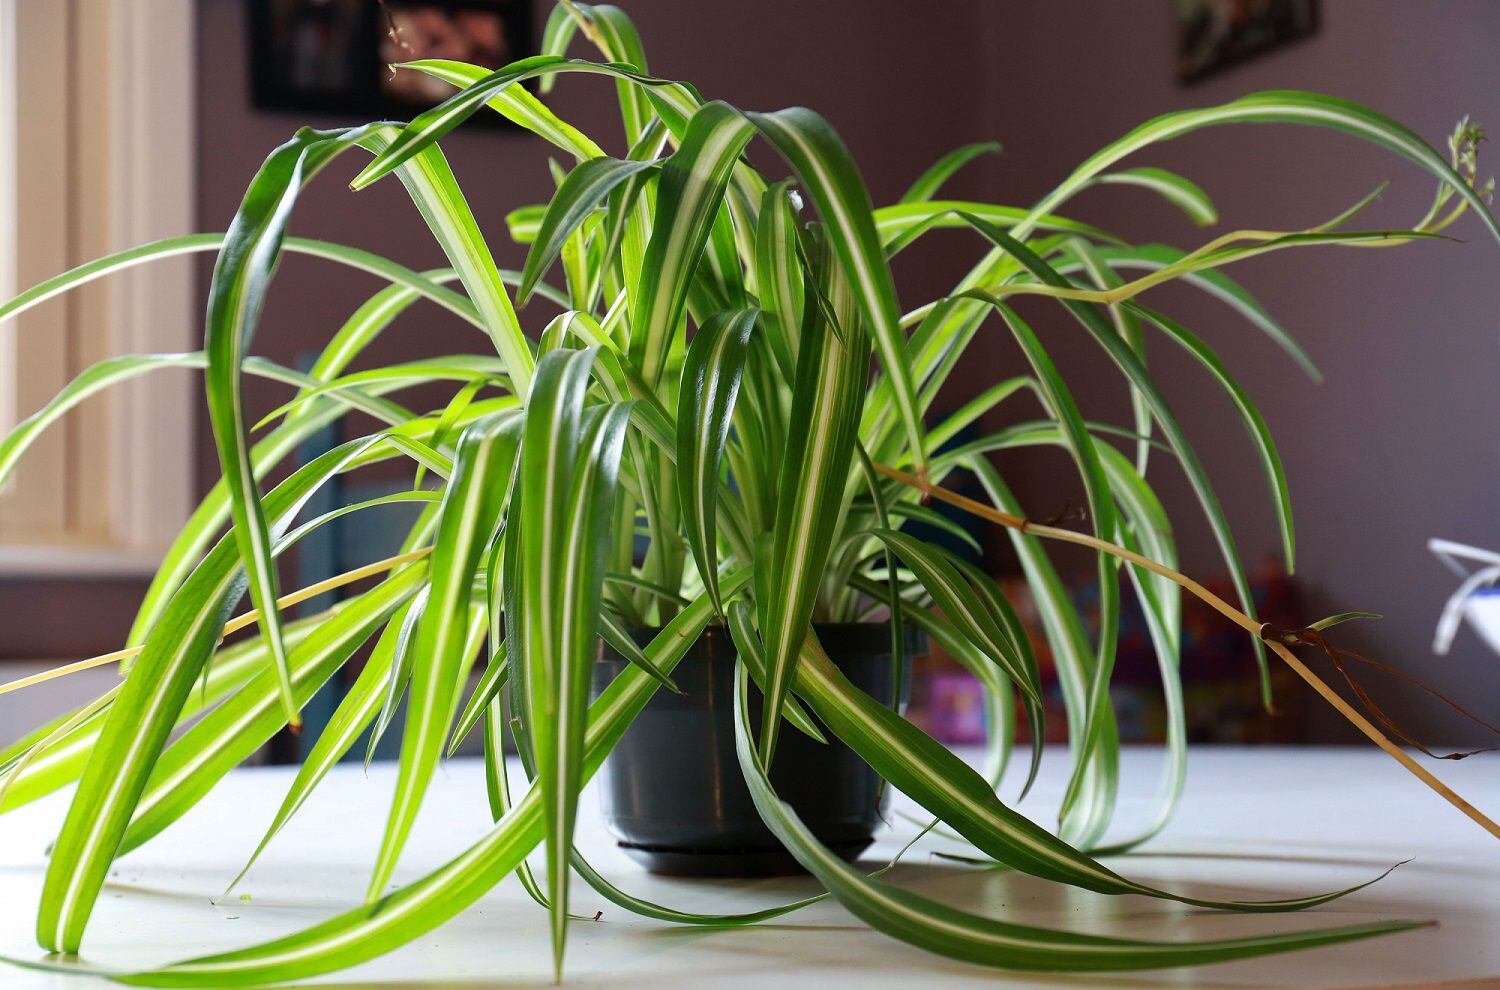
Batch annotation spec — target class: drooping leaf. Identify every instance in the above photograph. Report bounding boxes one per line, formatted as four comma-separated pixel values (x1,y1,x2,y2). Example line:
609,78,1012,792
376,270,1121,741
954,212,1273,709
203,126,384,728
0,353,403,491
115,572,751,987
868,529,1044,795
725,600,826,743
118,565,429,856
365,588,430,766
757,231,871,763
1095,166,1217,226
1019,90,1500,247
749,106,927,474
630,102,754,386
0,234,485,335
732,663,1419,973
1058,243,1321,381
350,57,685,191
512,348,632,976
395,58,604,161
448,640,511,756
1128,302,1295,569
37,434,400,953
518,156,660,306
367,412,521,899
360,128,536,393
676,308,756,611
787,631,1397,912
597,611,681,694
225,597,419,894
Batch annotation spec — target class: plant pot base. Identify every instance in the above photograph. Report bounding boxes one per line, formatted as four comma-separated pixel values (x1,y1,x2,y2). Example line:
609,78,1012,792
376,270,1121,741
595,624,922,881
614,837,873,877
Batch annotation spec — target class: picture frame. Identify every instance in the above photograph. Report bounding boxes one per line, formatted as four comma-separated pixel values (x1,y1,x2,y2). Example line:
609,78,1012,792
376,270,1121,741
1175,0,1319,83
248,0,534,122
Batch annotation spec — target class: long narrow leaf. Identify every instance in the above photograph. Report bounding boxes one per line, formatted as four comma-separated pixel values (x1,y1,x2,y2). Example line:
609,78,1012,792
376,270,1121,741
955,212,1273,706
38,434,395,952
788,633,1397,911
630,102,754,386
676,308,755,611
226,597,418,894
518,156,659,306
396,58,604,161
203,127,384,727
368,412,521,898
749,107,927,474
757,232,871,762
1095,166,1217,226
1129,302,1295,568
732,663,1419,973
115,571,750,987
118,566,428,856
1020,90,1500,247
513,348,631,977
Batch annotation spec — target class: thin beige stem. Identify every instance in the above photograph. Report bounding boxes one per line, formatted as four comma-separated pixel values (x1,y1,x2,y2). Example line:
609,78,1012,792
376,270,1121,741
873,461,1500,841
984,229,1420,307
0,650,139,697
0,547,432,698
0,684,120,807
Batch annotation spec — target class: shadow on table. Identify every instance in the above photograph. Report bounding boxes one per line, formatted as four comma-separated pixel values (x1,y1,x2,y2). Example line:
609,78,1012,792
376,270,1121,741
36,851,1466,990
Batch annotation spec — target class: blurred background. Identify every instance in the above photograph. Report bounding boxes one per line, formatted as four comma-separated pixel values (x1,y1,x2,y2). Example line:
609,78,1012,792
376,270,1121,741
3,0,1499,757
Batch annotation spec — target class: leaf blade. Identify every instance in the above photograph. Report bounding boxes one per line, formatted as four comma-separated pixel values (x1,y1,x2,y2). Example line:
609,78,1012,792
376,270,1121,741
676,309,756,612
367,412,521,899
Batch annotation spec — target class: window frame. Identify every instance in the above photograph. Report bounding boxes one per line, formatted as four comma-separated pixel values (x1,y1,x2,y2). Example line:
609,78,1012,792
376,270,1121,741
0,0,196,575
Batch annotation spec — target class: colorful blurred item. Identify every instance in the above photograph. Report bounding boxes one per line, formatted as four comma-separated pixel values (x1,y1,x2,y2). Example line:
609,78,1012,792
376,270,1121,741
923,672,990,746
1431,539,1500,657
1174,0,1319,82
912,563,1307,746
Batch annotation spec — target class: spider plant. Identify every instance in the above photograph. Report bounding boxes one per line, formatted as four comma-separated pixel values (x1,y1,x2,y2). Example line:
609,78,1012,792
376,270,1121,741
1,2,1497,983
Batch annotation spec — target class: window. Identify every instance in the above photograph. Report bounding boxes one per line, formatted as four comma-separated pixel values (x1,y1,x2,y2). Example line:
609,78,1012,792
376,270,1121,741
0,0,195,574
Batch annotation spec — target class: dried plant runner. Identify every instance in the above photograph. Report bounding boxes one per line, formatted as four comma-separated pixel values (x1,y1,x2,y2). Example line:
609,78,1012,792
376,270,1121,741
873,461,1500,841
0,547,431,697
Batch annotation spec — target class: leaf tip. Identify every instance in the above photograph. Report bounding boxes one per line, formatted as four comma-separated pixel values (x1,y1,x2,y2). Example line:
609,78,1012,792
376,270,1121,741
349,159,389,191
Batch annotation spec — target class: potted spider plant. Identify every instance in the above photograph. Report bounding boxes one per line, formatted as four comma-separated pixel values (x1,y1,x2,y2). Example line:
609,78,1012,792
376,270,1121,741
1,2,1498,984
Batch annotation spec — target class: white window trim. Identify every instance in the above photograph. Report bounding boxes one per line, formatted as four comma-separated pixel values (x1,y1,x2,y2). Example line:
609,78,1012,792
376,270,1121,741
0,0,196,576
0,0,16,440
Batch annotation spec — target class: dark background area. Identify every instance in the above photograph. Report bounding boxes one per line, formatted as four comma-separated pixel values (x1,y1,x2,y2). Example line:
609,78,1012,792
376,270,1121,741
5,0,1500,746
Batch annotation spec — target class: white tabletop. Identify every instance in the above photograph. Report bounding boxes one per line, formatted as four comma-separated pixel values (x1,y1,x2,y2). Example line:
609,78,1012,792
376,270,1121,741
2,746,1497,989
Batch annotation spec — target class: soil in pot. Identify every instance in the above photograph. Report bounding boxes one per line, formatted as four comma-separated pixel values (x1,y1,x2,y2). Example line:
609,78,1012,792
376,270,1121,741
591,623,924,877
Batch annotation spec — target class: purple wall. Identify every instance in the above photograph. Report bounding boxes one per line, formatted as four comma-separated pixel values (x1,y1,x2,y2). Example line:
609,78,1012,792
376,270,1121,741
960,1,1500,743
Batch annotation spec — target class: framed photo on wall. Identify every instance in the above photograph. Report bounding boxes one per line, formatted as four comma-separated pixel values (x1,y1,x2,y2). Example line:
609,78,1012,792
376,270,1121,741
1174,0,1319,83
249,0,534,121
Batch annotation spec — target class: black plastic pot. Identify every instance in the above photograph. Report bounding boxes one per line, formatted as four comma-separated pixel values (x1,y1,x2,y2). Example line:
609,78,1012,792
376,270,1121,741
591,623,924,877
